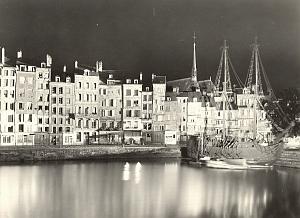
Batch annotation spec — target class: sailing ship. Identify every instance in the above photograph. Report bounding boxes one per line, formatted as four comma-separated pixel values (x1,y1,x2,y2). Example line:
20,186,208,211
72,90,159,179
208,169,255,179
187,39,295,168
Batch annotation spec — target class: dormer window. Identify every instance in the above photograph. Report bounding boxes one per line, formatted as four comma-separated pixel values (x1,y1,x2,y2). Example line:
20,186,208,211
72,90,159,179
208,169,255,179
134,79,138,84
146,87,149,92
55,76,60,82
108,74,113,79
126,79,131,84
41,62,46,68
20,65,26,71
84,69,89,76
66,77,71,83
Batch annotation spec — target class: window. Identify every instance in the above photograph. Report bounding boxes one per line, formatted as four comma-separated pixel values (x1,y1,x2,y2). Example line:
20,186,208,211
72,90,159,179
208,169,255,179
134,110,140,117
76,132,81,142
52,87,56,94
126,89,131,96
86,94,89,101
108,110,113,116
66,127,70,132
8,126,13,132
78,120,82,128
126,110,132,117
52,97,57,104
19,103,23,110
59,108,63,115
8,115,13,122
143,95,147,101
66,88,70,94
94,83,97,89
9,90,14,98
58,127,62,133
19,124,24,132
39,118,43,124
28,114,32,122
66,98,71,104
78,82,82,88
134,90,138,96
59,87,63,94
52,107,56,114
133,100,139,106
143,104,147,110
59,98,63,104
85,107,89,115
103,89,106,95
110,99,114,107
53,127,56,133
126,100,131,107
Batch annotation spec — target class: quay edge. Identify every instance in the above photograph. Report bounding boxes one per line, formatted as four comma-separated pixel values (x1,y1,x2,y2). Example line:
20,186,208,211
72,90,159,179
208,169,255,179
0,145,181,163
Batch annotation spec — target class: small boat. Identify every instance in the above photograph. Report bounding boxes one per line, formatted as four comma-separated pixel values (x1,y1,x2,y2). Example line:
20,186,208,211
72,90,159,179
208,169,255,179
204,158,273,170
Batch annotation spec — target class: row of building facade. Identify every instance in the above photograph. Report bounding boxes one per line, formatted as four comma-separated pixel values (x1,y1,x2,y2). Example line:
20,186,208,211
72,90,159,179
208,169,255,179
0,42,273,146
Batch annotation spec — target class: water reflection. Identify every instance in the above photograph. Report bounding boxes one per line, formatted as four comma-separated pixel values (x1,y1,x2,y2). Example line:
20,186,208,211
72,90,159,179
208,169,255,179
0,161,299,218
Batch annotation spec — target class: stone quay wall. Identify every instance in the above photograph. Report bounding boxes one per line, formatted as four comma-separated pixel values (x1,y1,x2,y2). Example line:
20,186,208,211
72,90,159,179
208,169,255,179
0,145,181,163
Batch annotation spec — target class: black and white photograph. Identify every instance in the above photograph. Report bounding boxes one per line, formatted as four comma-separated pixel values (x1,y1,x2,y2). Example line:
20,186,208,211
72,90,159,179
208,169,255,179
0,0,299,217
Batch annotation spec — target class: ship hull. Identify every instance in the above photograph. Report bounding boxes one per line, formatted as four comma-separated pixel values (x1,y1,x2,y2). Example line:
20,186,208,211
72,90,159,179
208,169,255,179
205,141,284,165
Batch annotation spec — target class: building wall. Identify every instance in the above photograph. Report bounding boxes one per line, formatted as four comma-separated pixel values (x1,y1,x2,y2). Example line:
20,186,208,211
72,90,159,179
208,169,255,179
141,90,153,143
15,65,37,145
122,80,143,143
74,72,100,145
98,82,122,144
152,82,166,143
49,77,75,145
0,66,16,145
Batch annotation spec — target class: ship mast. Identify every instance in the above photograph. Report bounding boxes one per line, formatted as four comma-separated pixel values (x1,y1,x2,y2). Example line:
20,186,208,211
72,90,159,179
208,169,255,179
223,40,229,139
253,38,259,139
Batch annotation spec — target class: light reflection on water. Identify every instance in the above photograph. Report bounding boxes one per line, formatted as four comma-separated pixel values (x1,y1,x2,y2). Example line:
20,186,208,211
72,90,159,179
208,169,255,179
0,160,299,218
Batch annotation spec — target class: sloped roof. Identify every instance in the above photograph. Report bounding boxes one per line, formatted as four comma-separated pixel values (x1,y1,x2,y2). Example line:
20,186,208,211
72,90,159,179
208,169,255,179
153,75,166,84
167,77,196,92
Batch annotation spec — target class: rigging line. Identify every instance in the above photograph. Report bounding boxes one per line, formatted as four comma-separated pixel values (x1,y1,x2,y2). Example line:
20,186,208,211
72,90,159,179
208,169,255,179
257,52,289,122
228,55,244,88
245,49,255,87
215,50,224,90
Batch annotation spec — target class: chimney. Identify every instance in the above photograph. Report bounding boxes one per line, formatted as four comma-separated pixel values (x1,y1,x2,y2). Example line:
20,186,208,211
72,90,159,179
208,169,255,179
63,65,67,73
1,47,5,65
139,72,143,81
17,50,22,59
151,73,156,81
75,60,78,68
96,61,99,72
98,61,103,72
46,54,52,67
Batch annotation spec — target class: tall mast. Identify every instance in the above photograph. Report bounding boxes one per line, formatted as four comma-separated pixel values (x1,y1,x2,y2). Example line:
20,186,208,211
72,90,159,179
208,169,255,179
191,32,197,82
253,37,259,139
223,40,229,139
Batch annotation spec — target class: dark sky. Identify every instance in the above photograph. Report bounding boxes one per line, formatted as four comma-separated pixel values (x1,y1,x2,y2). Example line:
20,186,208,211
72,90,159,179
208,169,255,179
0,0,299,89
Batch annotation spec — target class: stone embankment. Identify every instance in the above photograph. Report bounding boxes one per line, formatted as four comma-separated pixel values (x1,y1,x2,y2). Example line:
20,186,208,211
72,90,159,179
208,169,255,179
275,150,300,168
0,145,181,163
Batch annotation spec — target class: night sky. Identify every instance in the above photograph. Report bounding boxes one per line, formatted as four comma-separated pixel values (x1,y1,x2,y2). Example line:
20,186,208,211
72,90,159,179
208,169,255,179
0,0,299,89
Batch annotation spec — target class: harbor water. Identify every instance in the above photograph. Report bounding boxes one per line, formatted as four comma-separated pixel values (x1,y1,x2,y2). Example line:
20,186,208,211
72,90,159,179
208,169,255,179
0,160,299,218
